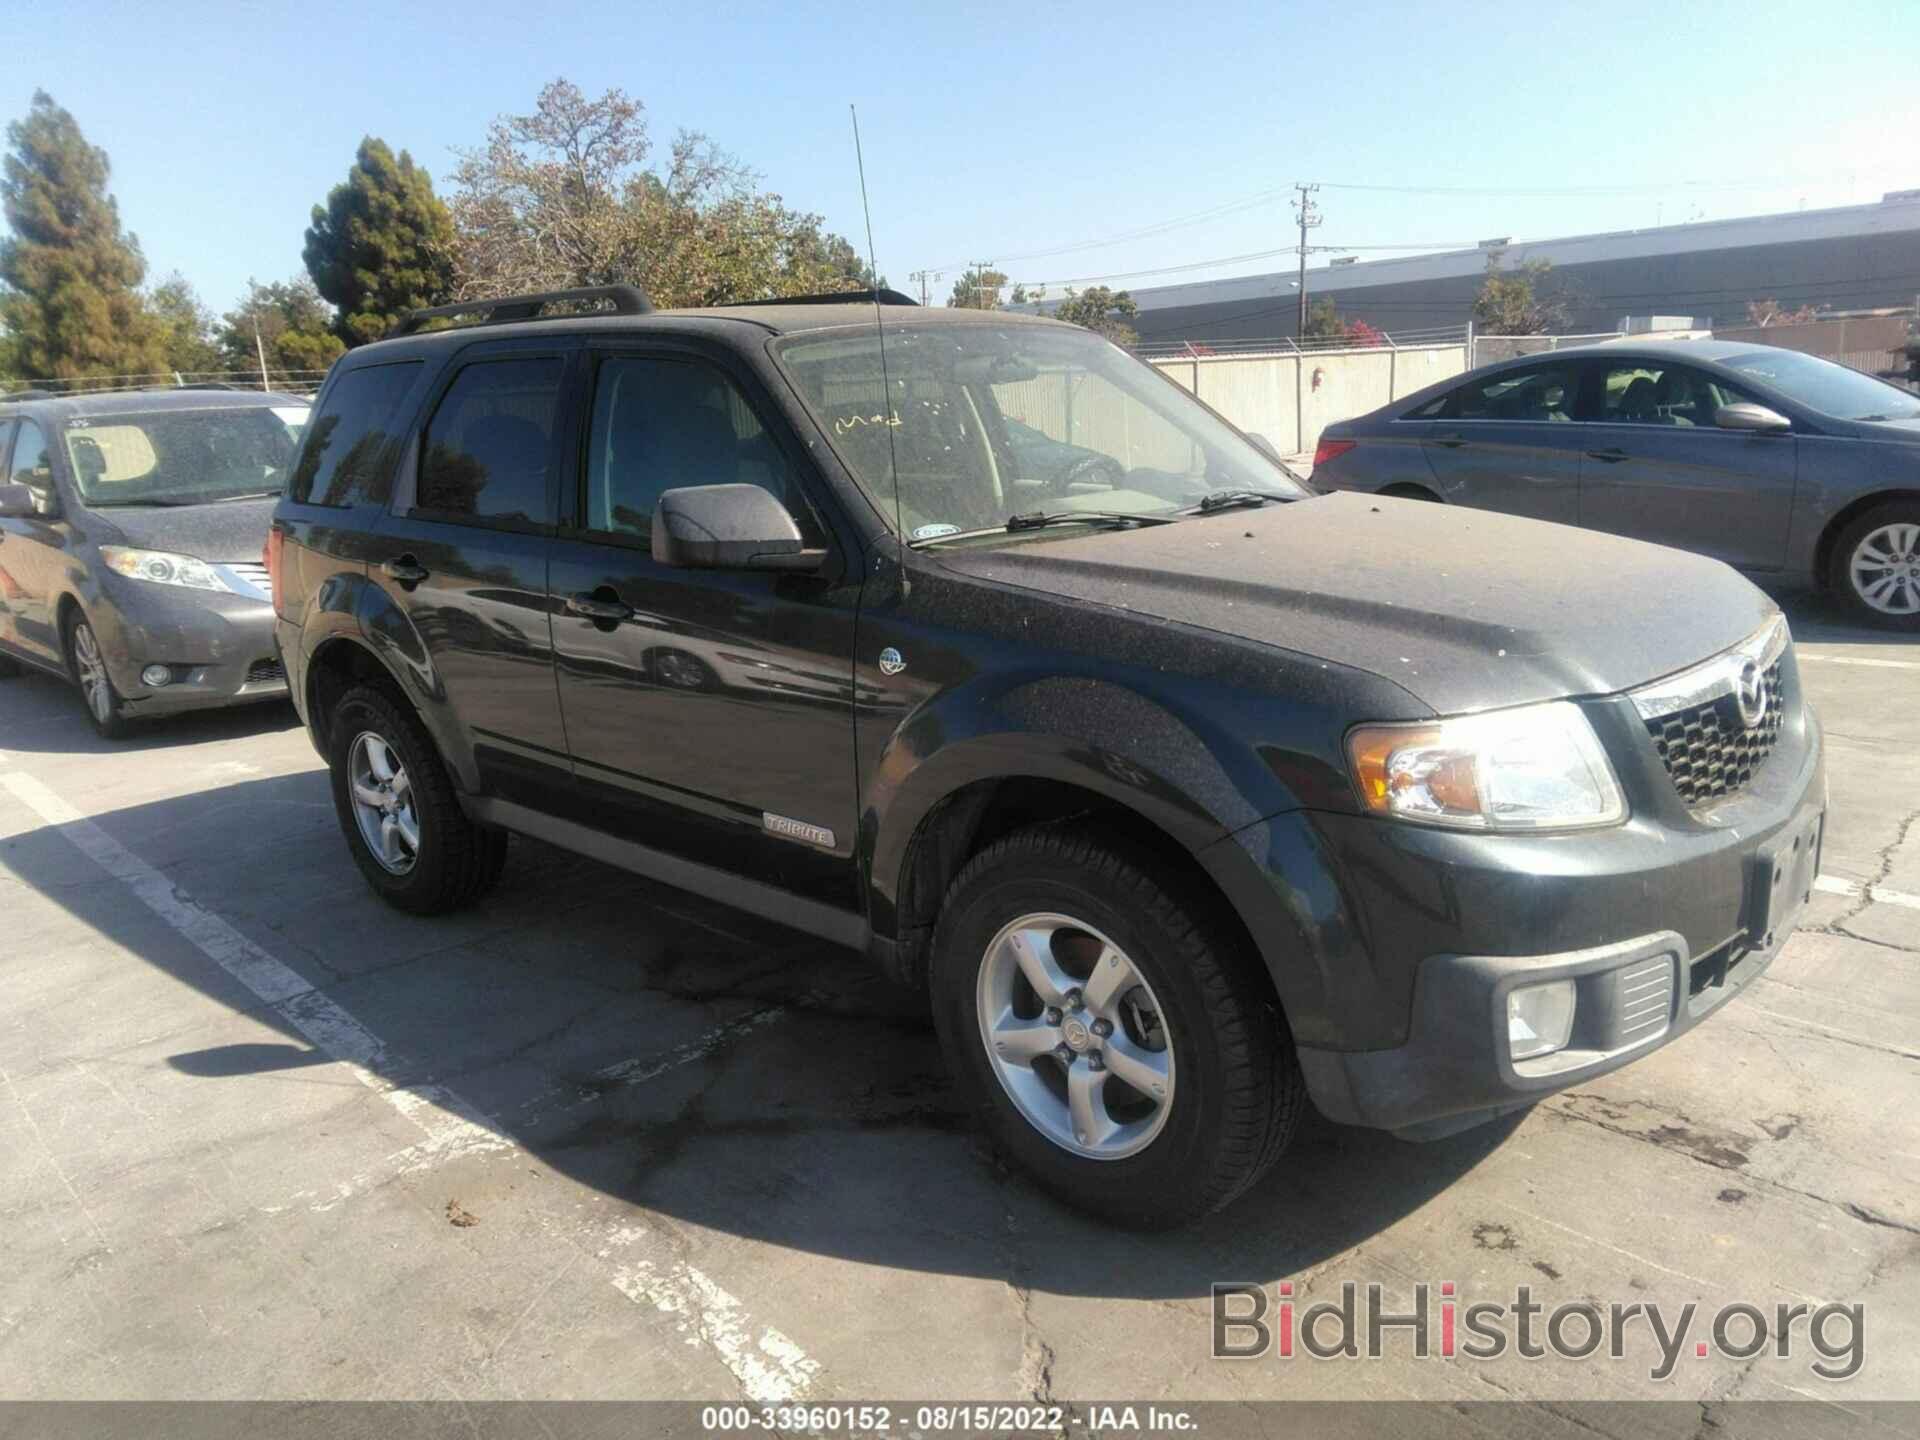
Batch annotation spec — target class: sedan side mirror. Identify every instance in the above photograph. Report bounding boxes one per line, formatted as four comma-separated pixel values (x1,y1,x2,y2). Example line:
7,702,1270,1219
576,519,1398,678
0,482,40,517
1715,402,1791,434
652,484,825,572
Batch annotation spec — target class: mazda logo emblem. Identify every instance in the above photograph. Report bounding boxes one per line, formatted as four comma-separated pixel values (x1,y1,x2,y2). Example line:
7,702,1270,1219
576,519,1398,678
1734,660,1769,729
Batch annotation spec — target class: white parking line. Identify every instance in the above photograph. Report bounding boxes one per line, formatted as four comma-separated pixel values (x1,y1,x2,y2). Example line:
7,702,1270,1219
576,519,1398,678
1797,652,1920,671
0,768,819,1404
1814,874,1920,912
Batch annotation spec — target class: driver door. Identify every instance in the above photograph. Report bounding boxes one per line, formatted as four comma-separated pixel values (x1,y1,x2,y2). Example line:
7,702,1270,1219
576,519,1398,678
0,419,71,666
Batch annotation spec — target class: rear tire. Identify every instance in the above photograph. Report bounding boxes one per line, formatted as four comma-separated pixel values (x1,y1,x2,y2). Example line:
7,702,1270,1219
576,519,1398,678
63,613,130,740
1829,502,1920,630
327,682,507,914
930,825,1303,1228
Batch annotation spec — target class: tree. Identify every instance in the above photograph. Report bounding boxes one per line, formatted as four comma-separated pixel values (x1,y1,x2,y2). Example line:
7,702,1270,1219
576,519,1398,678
305,137,456,346
1472,248,1571,335
1300,296,1345,339
1052,286,1139,345
1745,298,1824,328
448,79,869,308
146,272,221,374
948,267,1007,309
0,91,167,381
218,278,345,381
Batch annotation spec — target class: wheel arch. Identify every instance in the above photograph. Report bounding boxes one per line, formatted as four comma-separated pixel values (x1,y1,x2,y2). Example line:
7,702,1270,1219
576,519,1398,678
1379,482,1442,503
1814,489,1920,592
303,630,480,793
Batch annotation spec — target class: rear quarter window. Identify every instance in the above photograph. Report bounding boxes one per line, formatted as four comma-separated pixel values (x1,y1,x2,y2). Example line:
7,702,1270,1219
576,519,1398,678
289,361,424,507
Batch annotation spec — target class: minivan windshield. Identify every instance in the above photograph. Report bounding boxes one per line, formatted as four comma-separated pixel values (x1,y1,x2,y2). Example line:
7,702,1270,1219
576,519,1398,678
1720,348,1920,422
773,323,1307,543
62,403,309,507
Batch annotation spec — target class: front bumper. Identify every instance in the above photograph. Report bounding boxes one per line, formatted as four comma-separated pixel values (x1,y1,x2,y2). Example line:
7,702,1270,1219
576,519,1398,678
90,577,288,716
1284,703,1825,1137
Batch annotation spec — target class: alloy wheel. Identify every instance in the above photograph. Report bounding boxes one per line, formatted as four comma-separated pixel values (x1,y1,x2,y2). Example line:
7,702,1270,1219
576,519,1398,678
1849,522,1920,615
348,731,420,875
71,622,114,725
975,912,1175,1160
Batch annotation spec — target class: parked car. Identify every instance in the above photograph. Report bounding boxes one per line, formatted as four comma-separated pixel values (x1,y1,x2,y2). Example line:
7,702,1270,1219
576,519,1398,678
1311,341,1920,627
272,287,1824,1227
0,387,310,737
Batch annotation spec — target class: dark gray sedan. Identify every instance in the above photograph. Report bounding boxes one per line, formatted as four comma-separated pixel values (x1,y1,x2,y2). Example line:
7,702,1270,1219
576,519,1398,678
1311,340,1920,627
0,387,309,738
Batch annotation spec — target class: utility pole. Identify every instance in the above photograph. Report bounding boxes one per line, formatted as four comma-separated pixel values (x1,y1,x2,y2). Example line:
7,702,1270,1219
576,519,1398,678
909,270,934,306
252,316,271,393
971,260,1000,309
1292,183,1321,338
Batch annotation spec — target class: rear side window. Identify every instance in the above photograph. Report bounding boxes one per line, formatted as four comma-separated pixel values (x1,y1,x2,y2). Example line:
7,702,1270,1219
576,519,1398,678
289,362,422,506
416,357,564,527
1439,363,1579,423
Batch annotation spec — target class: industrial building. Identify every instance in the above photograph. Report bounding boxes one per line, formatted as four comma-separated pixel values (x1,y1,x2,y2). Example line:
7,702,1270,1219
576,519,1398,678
1117,192,1920,346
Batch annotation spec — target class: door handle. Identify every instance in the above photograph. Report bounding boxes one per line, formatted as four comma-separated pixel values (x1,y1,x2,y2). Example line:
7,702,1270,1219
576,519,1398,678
381,555,429,585
566,591,634,622
1586,448,1630,463
1431,433,1468,448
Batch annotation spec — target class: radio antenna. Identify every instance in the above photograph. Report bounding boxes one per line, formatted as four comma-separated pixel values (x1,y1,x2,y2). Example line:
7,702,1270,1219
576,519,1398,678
849,104,907,565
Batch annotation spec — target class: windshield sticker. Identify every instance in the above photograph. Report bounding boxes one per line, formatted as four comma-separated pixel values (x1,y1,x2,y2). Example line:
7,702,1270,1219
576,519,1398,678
834,410,901,435
911,522,961,541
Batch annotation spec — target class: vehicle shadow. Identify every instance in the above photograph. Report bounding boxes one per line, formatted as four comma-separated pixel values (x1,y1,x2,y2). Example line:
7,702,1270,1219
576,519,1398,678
0,768,1517,1301
0,666,302,754
1765,585,1916,647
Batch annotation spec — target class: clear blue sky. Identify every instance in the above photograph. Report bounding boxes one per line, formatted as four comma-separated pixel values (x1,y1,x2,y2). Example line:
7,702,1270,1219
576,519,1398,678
7,0,1918,314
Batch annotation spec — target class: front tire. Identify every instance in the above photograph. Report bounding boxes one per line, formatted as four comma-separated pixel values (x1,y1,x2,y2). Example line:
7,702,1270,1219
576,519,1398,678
1831,503,1920,629
64,613,130,740
930,825,1303,1228
327,683,507,914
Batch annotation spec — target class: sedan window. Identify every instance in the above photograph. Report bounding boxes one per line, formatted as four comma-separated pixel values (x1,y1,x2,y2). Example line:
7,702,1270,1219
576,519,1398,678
1437,363,1579,422
1596,362,1756,428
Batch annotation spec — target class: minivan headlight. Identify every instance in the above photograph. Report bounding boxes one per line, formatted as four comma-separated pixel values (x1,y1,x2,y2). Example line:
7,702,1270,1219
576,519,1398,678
99,547,233,593
1347,701,1626,830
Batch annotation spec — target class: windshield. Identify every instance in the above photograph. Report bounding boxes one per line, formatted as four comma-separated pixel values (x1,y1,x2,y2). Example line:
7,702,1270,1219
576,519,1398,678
772,323,1306,542
1719,348,1920,422
62,404,309,507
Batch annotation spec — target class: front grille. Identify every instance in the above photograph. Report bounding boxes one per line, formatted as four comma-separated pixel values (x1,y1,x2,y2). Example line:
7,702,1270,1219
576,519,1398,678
245,656,285,685
1645,661,1784,805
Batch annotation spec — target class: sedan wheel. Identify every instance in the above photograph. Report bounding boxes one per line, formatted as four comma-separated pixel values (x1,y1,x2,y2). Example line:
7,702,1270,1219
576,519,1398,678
348,730,420,875
976,912,1175,1159
1848,521,1920,617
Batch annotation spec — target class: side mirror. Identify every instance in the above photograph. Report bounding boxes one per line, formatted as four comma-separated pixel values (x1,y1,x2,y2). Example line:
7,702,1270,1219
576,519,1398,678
652,484,825,572
0,483,39,518
1715,402,1791,434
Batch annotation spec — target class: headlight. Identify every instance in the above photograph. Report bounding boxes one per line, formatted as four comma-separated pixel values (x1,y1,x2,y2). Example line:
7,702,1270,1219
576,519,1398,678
1347,700,1626,831
99,547,233,593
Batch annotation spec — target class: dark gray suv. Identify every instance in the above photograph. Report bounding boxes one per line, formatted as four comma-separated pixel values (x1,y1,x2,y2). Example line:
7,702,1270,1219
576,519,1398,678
0,387,309,737
271,287,1824,1227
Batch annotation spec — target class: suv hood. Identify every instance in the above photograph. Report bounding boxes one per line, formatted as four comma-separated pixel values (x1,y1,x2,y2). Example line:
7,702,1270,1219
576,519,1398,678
934,491,1777,714
85,496,276,565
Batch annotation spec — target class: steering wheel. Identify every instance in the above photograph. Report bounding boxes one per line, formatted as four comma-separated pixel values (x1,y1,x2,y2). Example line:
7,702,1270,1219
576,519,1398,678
1053,454,1125,498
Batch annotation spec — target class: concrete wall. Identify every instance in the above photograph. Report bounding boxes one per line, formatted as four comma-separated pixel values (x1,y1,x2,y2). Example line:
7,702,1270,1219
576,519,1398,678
1149,341,1468,456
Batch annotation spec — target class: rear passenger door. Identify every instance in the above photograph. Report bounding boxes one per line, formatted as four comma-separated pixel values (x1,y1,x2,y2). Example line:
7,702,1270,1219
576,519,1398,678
546,345,862,907
371,340,578,806
1575,359,1797,570
1415,361,1585,523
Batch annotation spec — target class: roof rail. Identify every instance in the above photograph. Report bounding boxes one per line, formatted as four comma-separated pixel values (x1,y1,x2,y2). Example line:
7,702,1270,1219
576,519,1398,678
396,284,654,337
726,288,919,308
0,389,55,402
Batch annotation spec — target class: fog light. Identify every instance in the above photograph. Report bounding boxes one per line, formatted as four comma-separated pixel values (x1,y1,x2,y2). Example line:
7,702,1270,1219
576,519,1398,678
1508,979,1576,1061
141,664,173,688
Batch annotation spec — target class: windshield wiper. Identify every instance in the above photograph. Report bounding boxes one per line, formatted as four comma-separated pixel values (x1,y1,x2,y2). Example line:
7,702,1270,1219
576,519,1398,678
1004,510,1178,532
1186,489,1291,514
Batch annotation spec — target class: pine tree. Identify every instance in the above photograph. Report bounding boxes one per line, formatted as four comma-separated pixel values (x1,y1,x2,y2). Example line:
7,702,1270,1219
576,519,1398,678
0,91,166,381
304,138,456,346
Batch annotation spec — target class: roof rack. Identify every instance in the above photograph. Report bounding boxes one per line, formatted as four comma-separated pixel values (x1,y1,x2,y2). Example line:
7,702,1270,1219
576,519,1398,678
727,288,919,308
395,284,654,337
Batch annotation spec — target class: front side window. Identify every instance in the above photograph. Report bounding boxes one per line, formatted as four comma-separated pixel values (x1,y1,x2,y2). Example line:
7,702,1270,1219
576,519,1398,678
10,420,57,514
1438,363,1579,423
63,406,303,508
416,357,564,527
1596,361,1756,427
582,356,818,544
290,362,418,506
773,324,1304,542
